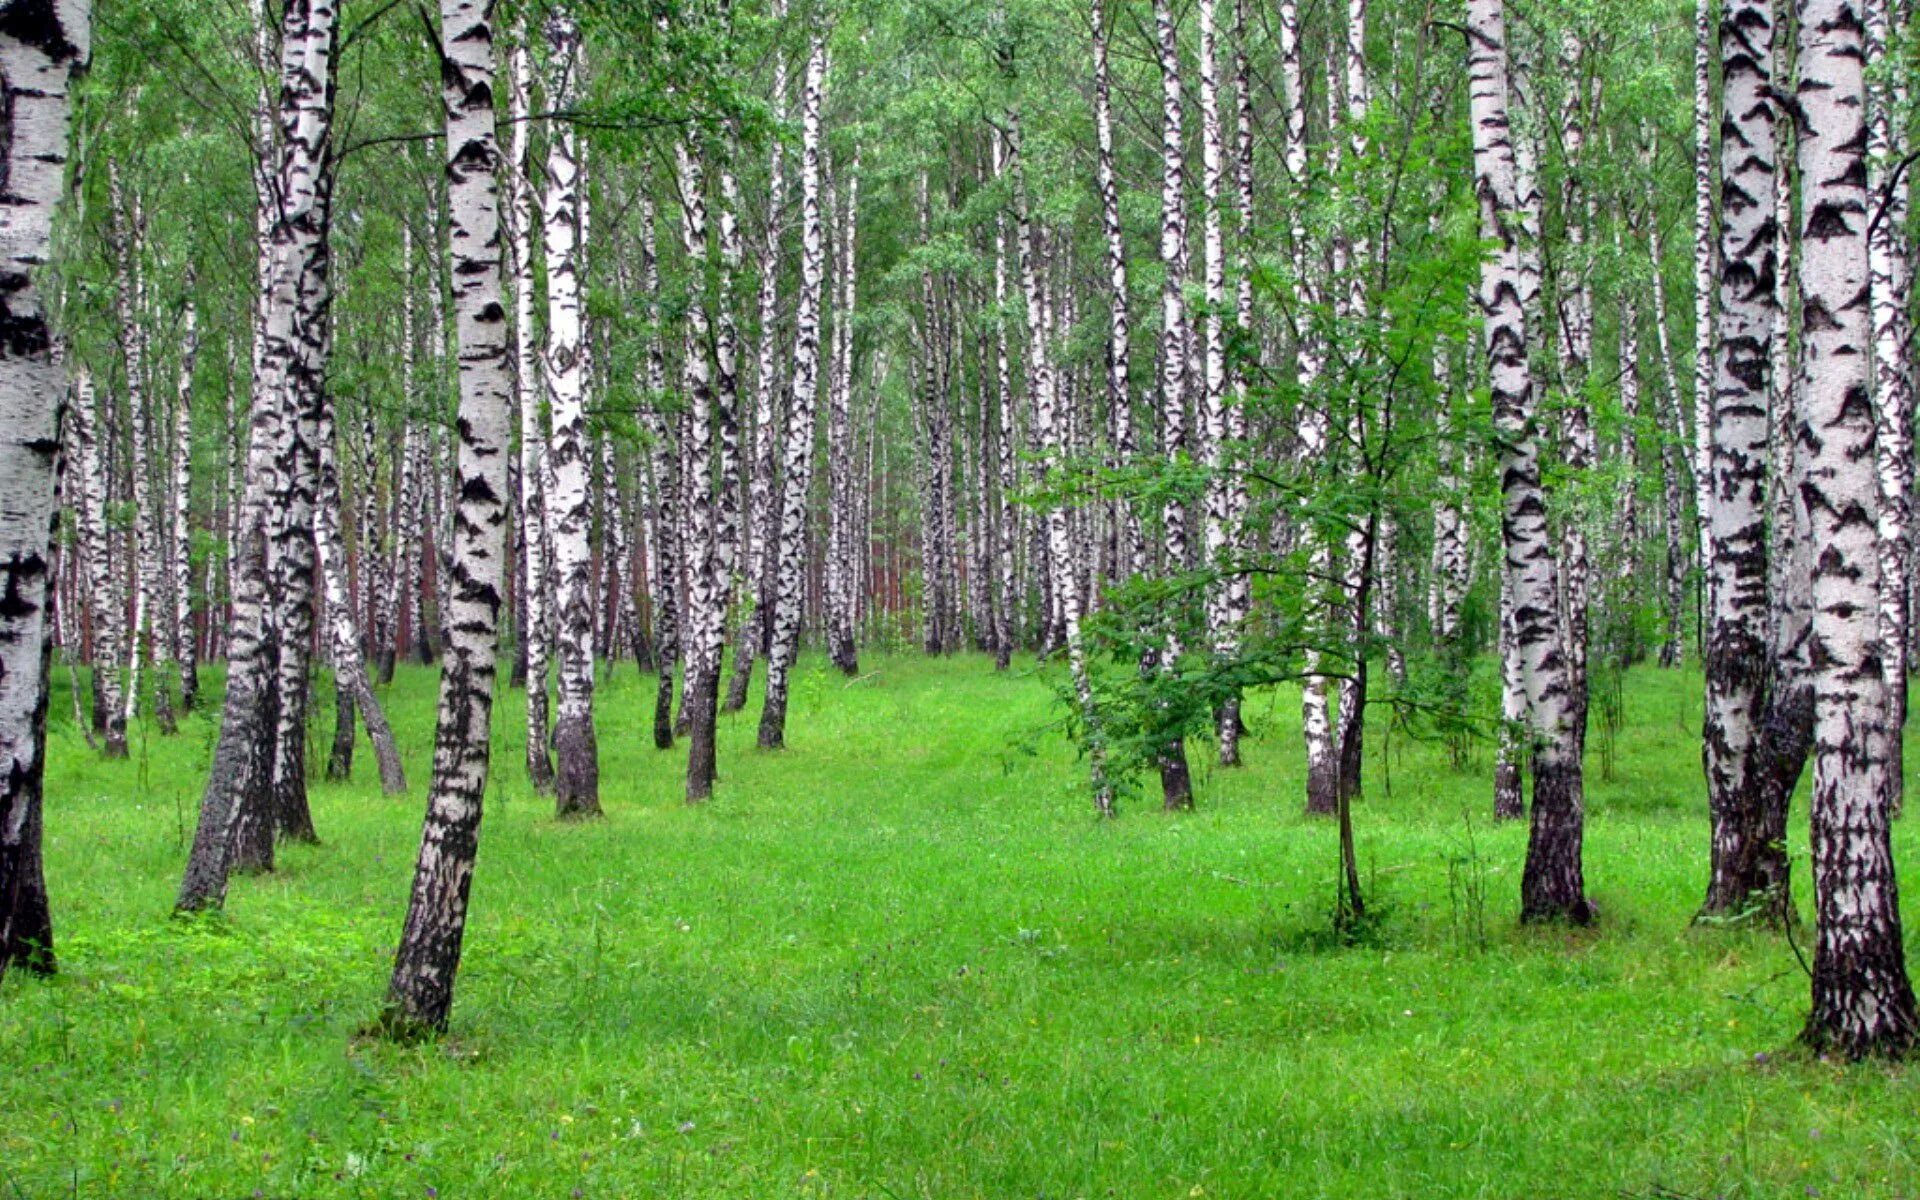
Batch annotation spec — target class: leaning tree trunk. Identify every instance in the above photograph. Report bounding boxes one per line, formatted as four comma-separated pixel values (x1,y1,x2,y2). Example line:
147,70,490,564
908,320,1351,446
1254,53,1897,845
1795,0,1920,1060
758,35,827,752
1467,0,1590,924
381,0,513,1038
265,2,343,850
178,0,338,910
0,0,88,982
508,33,554,795
541,10,600,819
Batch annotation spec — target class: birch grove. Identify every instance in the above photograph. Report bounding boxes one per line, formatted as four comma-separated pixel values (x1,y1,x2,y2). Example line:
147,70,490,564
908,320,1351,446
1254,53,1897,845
17,0,1920,1061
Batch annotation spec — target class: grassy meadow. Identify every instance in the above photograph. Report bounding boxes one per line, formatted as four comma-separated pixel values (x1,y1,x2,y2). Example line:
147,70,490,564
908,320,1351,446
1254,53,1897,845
2,653,1917,1198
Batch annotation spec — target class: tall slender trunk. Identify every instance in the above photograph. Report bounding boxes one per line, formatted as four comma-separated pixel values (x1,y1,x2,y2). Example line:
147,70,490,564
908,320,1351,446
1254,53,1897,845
1149,0,1195,812
1197,0,1240,765
1467,0,1590,923
508,33,554,794
172,286,198,712
0,0,88,981
1701,0,1798,924
1648,214,1692,666
266,3,343,849
726,6,788,711
316,364,407,794
1866,0,1914,797
686,112,747,803
826,151,862,675
179,0,340,908
1010,112,1113,815
641,194,681,751
111,168,171,738
1795,0,1919,1059
758,36,828,751
1282,0,1337,815
1692,0,1718,593
541,10,600,819
71,367,121,754
992,132,1019,671
381,0,513,1037
1553,32,1596,758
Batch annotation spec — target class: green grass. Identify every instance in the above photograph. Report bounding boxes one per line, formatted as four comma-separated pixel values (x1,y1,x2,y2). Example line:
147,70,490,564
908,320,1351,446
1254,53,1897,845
4,653,1917,1198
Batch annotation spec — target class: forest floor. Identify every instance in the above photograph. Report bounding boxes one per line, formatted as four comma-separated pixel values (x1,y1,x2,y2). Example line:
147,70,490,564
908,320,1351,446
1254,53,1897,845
3,652,1917,1198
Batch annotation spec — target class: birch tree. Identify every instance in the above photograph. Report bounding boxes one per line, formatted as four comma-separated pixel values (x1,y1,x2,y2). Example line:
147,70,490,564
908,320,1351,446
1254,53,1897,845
0,0,88,981
1794,0,1919,1059
757,34,826,752
381,0,513,1037
1467,0,1590,924
541,9,601,819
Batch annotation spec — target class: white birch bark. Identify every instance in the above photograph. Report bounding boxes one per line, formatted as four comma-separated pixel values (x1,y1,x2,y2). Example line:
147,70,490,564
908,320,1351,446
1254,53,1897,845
382,0,514,1036
757,35,827,751
508,31,554,794
1468,0,1590,922
540,10,600,818
1010,111,1112,815
1796,0,1920,1058
0,0,87,979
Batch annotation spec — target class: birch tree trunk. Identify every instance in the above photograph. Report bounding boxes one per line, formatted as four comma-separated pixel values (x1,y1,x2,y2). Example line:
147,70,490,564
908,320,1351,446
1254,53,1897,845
541,11,600,819
110,167,169,739
0,0,87,981
758,35,827,751
508,32,554,795
686,119,747,803
725,13,788,711
1196,0,1240,766
1011,111,1113,816
178,0,338,908
1866,0,1914,797
1701,0,1797,923
172,287,198,712
1649,215,1693,667
1467,0,1591,923
266,0,343,849
1795,0,1919,1059
826,151,861,676
1149,0,1195,812
71,367,121,755
641,194,681,751
381,0,513,1037
1281,0,1338,815
316,368,406,794
992,132,1019,671
1692,0,1718,596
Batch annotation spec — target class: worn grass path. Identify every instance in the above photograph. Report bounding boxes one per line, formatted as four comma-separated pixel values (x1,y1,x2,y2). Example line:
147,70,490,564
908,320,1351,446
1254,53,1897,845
3,654,1916,1198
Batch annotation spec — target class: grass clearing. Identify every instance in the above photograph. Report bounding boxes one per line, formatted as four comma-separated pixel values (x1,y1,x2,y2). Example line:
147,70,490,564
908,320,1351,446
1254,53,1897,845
4,654,1916,1198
